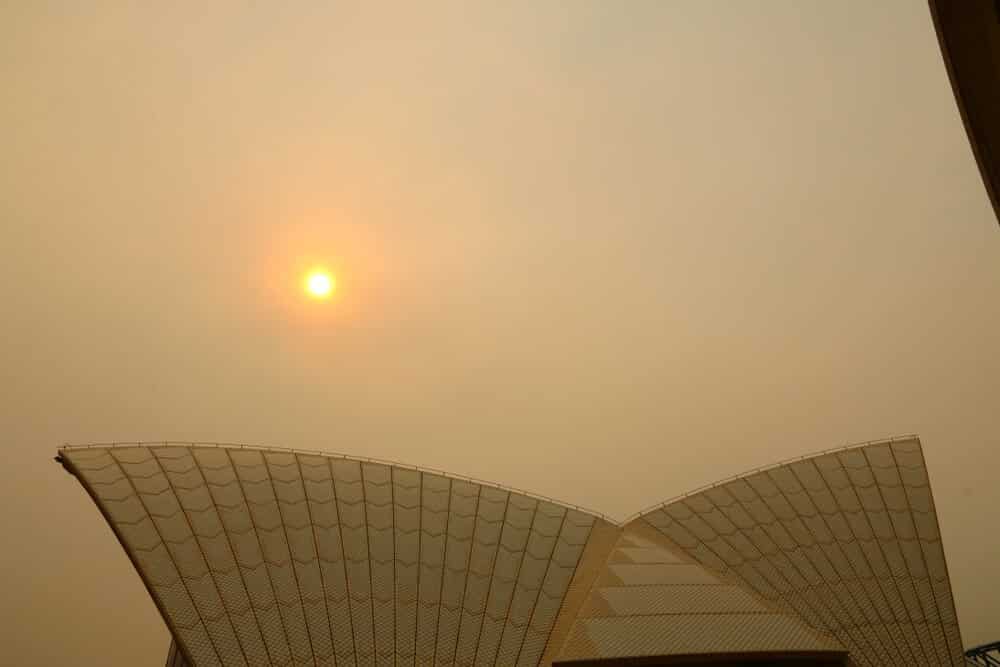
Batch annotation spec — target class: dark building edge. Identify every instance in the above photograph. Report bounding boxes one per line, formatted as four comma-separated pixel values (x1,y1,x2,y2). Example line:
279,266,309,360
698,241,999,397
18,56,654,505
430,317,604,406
928,0,1000,226
965,639,1000,665
165,638,189,667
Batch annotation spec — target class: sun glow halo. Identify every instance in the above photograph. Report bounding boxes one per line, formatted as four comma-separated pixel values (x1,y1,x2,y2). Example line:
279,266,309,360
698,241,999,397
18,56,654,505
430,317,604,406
304,269,335,299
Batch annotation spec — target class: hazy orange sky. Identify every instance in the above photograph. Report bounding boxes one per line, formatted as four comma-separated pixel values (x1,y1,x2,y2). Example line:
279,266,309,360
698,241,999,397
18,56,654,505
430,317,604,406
2,1,998,663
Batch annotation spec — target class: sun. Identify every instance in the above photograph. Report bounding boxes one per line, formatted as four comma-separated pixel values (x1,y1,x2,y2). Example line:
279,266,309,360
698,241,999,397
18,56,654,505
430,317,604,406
304,269,335,299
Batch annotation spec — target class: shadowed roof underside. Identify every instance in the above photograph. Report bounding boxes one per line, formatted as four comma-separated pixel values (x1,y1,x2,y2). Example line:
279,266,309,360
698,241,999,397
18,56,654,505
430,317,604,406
929,0,1000,225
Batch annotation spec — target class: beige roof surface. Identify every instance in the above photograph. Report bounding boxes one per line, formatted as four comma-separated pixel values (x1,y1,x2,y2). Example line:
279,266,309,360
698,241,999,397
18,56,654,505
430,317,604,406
551,525,845,663
60,444,609,666
59,437,964,666
630,436,965,666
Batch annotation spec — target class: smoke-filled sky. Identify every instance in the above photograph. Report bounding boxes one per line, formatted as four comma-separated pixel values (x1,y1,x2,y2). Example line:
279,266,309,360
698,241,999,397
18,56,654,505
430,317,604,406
2,1,998,663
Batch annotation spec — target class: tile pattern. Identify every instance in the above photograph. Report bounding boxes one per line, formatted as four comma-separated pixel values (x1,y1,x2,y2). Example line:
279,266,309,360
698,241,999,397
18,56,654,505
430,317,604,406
635,437,965,666
62,437,966,666
554,529,843,661
61,444,607,667
537,522,622,666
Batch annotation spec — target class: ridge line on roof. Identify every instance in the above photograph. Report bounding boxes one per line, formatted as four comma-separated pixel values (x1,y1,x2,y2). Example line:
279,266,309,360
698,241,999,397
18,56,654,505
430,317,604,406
619,433,921,524
57,440,616,522
57,433,923,527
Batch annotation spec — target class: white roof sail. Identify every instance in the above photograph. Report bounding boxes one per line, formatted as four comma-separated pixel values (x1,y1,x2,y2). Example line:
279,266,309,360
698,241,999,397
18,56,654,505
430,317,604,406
60,444,608,666
59,436,964,666
630,436,965,666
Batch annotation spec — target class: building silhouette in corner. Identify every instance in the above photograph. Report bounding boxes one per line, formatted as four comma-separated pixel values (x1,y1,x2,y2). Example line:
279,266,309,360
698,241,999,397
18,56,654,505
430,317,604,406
929,0,1000,226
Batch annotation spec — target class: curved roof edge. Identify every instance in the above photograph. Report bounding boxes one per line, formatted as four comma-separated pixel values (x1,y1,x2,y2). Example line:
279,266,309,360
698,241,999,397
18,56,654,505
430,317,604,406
60,436,929,527
928,0,1000,226
61,443,618,666
625,433,966,665
59,440,613,522
621,434,921,525
58,435,964,665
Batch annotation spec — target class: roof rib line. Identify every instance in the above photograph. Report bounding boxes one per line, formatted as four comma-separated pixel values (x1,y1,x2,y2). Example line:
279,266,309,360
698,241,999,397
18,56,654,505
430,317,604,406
328,459,359,665
785,457,913,667
411,469,424,664
450,484,482,664
812,453,927,666
489,497,541,666
388,465,397,664
470,490,512,666
264,453,318,666
358,463,378,663
916,444,965,664
764,461,898,666
295,454,337,667
514,506,569,666
431,477,454,666
753,466,884,661
857,446,934,666
111,450,226,666
61,440,610,522
673,489,857,658
622,435,921,524
151,447,252,667
226,448,295,664
888,446,949,664
827,450,916,665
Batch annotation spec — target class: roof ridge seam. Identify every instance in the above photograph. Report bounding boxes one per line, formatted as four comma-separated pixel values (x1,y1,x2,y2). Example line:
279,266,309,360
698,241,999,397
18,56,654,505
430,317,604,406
620,433,922,524
58,440,617,523
56,433,922,526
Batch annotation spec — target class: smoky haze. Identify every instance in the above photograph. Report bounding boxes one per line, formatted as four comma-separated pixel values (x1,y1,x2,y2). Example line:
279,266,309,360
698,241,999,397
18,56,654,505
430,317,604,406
2,1,998,664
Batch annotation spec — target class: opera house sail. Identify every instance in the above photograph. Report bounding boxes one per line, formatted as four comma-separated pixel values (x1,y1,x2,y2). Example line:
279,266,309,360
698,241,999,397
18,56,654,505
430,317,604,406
57,436,965,666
